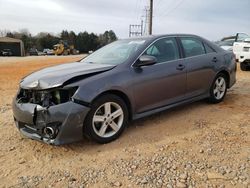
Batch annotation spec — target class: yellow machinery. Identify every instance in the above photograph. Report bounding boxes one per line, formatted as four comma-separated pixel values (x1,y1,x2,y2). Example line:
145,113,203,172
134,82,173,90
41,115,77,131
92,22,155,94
53,41,77,55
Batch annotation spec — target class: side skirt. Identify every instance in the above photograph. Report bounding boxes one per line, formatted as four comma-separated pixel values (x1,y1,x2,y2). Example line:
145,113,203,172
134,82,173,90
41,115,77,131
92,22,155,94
133,94,209,120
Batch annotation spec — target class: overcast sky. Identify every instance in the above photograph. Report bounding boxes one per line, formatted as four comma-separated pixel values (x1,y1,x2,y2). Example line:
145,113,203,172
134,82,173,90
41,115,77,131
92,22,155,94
0,0,249,40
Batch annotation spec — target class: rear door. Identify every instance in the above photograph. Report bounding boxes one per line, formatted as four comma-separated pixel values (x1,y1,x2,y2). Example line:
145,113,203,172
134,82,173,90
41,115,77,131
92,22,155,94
132,37,187,113
179,37,217,98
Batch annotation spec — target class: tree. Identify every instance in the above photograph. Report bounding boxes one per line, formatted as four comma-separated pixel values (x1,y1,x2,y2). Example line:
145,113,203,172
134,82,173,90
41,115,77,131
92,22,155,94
13,29,34,51
38,34,60,50
60,30,69,43
88,33,99,51
6,32,14,38
99,30,117,47
21,34,32,51
0,29,9,37
1,29,118,53
68,31,77,46
76,31,89,53
75,31,100,53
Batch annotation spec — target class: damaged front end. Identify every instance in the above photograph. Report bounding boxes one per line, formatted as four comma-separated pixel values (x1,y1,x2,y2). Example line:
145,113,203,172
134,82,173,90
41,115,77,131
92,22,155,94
12,87,90,145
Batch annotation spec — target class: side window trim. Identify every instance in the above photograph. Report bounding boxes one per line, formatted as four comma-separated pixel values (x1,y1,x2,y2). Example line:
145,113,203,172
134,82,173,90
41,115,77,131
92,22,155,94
203,42,216,54
179,37,206,58
143,37,181,64
176,37,185,59
131,36,186,68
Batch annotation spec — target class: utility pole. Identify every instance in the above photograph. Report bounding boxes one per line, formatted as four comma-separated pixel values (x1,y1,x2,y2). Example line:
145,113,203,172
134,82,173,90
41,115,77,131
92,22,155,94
141,19,143,36
149,0,153,35
129,0,153,37
142,7,150,35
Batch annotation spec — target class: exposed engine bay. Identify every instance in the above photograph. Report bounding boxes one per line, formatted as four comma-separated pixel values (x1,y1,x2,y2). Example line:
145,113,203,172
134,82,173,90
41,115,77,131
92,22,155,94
16,87,78,107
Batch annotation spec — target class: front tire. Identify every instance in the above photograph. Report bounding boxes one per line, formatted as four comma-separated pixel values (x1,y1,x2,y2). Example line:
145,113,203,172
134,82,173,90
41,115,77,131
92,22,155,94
84,94,128,144
209,74,227,103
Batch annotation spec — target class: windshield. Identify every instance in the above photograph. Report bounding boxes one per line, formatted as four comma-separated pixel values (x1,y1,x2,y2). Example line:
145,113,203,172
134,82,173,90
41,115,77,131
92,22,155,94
236,33,249,42
81,39,146,65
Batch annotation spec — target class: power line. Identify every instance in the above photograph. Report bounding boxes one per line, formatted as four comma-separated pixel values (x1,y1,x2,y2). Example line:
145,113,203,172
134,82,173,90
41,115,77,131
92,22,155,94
154,0,163,11
136,0,143,21
161,0,186,17
156,0,176,17
142,6,150,35
131,0,186,37
133,0,140,19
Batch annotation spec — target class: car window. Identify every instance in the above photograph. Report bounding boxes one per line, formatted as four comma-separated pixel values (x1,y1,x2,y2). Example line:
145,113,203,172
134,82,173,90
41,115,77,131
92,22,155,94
146,46,160,56
144,38,180,63
204,43,215,54
81,39,146,65
236,33,249,42
180,37,206,58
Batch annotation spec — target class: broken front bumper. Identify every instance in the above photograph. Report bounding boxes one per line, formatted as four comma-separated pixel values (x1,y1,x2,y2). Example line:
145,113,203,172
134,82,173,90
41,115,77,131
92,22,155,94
12,99,90,145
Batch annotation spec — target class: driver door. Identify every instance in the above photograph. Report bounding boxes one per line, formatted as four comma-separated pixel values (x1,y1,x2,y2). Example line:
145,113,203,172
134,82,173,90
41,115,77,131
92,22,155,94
132,37,187,113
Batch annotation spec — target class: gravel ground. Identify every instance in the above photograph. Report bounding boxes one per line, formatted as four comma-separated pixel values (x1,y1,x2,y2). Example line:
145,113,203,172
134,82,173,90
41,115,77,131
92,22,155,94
0,56,249,188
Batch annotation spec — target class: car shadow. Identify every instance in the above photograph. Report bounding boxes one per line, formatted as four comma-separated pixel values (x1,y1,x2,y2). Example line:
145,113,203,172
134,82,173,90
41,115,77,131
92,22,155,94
61,99,211,153
22,91,238,158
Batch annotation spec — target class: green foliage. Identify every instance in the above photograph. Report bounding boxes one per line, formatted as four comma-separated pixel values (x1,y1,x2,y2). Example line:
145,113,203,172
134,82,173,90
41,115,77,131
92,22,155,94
99,30,118,47
75,32,99,53
38,34,60,49
2,29,118,54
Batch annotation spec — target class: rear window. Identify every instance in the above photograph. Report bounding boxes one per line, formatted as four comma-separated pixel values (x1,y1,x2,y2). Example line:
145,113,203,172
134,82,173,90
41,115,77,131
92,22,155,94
204,43,215,54
180,37,206,58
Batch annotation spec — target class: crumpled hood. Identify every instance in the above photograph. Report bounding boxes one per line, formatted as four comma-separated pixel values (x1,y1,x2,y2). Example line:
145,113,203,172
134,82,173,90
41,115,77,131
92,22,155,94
20,62,115,90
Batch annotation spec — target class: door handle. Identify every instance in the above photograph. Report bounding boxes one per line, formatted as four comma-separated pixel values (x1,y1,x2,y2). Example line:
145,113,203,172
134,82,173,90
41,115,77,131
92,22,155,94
176,64,185,70
212,57,217,62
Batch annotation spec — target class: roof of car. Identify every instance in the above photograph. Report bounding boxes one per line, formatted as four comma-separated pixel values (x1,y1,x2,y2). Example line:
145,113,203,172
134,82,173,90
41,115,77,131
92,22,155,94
122,34,224,53
123,34,204,41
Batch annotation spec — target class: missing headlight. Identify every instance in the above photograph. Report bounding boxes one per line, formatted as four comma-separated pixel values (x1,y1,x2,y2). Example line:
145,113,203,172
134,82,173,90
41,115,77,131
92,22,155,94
50,87,78,105
17,87,78,107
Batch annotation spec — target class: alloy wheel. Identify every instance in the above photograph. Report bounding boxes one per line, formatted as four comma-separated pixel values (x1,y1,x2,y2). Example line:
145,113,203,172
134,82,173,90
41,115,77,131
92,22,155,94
213,76,226,100
92,102,124,138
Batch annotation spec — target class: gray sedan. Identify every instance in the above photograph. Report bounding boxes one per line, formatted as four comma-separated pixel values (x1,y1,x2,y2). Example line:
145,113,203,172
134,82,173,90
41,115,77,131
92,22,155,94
12,34,236,145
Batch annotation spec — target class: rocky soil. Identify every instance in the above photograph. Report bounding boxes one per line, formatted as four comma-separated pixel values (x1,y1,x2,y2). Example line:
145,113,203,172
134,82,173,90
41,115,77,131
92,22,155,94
0,56,249,188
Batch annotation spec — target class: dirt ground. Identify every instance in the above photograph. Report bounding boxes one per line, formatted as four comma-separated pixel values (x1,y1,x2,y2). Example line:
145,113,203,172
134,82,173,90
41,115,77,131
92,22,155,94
0,56,249,188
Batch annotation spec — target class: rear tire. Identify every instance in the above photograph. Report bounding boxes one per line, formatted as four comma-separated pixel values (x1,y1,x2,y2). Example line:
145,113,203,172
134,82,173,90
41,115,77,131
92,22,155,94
208,73,227,103
240,63,247,71
84,94,128,144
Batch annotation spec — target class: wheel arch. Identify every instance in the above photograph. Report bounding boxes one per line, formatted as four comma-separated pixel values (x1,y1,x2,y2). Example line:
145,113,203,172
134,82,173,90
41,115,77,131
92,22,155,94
92,90,133,121
217,70,230,88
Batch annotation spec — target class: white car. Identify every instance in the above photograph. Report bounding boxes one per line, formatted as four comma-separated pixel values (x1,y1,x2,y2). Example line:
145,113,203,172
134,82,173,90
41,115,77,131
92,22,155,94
218,39,234,51
43,49,54,55
233,33,250,71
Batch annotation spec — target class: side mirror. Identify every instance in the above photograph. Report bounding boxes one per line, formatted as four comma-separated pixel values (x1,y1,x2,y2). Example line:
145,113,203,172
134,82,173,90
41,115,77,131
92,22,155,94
135,55,157,67
244,38,250,43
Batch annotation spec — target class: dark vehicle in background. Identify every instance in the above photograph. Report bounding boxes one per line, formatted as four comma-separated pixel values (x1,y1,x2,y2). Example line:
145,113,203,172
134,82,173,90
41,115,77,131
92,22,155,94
12,34,236,145
1,49,13,56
